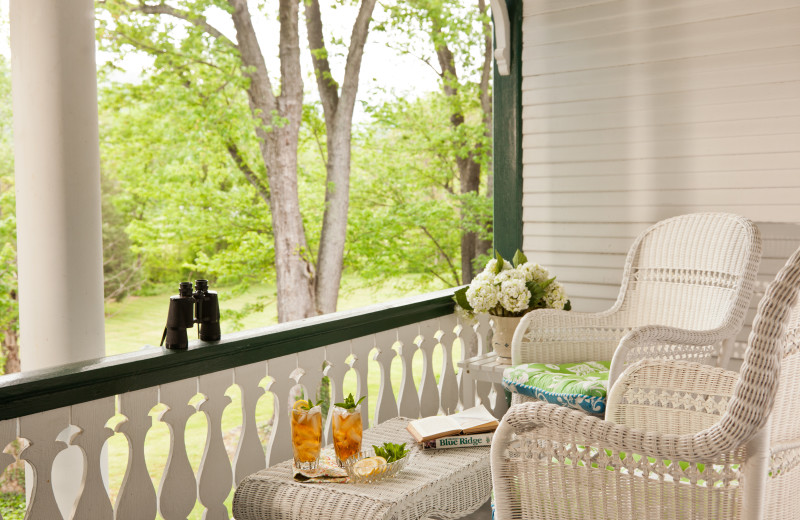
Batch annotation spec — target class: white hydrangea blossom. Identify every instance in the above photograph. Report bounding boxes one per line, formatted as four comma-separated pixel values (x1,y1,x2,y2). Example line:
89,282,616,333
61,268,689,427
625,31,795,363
518,262,550,284
495,269,526,285
497,277,531,314
483,258,512,275
544,281,569,310
466,273,499,313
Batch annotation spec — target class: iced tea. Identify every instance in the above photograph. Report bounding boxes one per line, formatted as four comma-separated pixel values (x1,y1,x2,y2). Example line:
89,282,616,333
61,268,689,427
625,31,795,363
290,404,322,469
332,405,363,465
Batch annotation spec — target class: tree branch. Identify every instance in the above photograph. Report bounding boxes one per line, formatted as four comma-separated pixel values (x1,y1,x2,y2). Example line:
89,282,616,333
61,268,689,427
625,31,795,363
337,0,378,125
227,0,278,122
226,141,271,207
304,0,339,123
420,225,460,285
133,2,235,48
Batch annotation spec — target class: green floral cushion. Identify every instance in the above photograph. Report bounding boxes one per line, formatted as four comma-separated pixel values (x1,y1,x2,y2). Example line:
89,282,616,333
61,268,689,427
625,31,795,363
502,361,610,415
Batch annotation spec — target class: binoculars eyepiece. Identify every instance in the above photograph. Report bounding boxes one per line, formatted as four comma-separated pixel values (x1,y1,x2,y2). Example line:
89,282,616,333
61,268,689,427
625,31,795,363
160,280,221,350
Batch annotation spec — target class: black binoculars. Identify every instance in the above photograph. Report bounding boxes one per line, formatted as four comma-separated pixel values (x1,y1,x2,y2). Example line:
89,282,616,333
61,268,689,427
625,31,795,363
160,280,221,350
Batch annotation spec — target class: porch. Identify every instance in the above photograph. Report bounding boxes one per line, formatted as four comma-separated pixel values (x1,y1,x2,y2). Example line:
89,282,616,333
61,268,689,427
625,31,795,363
2,0,800,517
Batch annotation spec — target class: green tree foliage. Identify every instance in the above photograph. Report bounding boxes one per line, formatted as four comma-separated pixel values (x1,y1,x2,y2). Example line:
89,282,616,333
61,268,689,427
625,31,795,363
379,0,494,282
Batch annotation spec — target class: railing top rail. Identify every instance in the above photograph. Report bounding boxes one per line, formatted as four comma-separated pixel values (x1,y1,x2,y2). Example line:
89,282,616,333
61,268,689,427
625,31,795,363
0,288,458,421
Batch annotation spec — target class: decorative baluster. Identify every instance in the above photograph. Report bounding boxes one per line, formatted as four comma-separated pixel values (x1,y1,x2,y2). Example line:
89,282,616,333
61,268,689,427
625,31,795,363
158,378,198,520
476,314,491,356
475,314,493,408
297,347,326,410
350,336,373,431
456,317,477,409
69,397,114,520
233,362,267,485
373,330,398,425
115,387,158,520
197,369,234,520
438,315,460,415
265,355,295,466
417,321,441,418
0,419,15,520
396,324,420,419
323,342,351,443
19,408,69,520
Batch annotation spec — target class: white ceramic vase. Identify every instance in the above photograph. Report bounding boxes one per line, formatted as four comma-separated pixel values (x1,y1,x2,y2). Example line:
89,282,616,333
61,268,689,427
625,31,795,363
490,315,522,360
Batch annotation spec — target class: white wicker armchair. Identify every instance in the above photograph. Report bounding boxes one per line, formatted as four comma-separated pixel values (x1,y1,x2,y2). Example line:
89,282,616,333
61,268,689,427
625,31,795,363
510,213,762,391
490,243,800,520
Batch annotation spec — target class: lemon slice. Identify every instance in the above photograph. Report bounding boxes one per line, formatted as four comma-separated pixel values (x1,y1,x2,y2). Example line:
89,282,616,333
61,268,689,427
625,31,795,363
293,399,309,410
353,456,387,477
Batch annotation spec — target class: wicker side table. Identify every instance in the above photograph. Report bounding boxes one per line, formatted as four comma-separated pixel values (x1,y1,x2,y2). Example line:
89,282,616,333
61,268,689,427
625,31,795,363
233,417,492,520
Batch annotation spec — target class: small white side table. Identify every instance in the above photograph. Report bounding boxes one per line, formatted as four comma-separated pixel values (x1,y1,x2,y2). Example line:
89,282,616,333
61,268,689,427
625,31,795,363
457,352,510,419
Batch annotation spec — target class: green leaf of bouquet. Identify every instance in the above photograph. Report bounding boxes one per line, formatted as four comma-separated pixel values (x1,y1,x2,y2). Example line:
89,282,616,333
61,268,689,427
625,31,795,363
512,249,527,267
564,300,572,311
540,276,555,290
453,287,473,310
494,250,505,275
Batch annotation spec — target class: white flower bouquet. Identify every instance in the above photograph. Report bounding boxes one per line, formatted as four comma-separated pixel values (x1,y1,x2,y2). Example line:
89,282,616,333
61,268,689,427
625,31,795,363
453,250,570,318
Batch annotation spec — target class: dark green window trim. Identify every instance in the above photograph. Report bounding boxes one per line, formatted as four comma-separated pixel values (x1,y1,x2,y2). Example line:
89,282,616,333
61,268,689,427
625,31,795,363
492,0,523,260
0,289,457,421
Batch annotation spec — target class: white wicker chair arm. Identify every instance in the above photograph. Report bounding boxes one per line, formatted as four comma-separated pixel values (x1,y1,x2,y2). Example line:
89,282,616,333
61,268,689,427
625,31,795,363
608,325,732,388
502,400,745,463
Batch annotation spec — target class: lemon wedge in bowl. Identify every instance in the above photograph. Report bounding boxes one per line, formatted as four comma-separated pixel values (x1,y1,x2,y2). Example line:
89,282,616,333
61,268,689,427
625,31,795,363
352,456,386,476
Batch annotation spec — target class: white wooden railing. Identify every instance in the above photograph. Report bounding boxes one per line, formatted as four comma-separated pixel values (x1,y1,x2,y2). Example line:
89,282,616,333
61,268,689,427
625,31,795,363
0,291,499,519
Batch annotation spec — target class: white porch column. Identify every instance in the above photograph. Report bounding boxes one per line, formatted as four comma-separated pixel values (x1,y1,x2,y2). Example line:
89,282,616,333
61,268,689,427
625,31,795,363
10,0,107,515
10,0,106,368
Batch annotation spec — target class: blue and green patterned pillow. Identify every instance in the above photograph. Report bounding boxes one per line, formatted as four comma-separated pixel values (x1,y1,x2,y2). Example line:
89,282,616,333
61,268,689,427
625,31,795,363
502,360,611,415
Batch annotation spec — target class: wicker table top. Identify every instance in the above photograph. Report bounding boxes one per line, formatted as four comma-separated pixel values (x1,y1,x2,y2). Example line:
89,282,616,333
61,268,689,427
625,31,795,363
232,417,493,520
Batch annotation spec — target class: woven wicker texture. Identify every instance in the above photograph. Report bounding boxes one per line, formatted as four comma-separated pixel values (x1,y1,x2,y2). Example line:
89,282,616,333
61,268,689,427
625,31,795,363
233,417,492,520
511,213,762,390
490,241,800,520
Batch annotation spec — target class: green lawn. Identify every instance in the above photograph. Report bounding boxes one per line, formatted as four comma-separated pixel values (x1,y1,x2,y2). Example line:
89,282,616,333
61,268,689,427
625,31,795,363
101,275,453,519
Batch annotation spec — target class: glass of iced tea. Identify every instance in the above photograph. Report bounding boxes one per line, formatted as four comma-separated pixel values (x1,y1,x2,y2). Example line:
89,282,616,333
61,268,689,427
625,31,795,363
290,399,322,470
332,393,364,465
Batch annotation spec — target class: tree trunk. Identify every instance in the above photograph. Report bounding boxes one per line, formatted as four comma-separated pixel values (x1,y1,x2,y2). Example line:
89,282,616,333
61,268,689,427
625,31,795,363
3,326,19,374
229,0,317,322
306,0,377,314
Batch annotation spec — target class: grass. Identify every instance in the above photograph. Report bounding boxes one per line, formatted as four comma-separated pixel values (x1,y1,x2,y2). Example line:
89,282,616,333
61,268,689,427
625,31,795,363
98,274,452,519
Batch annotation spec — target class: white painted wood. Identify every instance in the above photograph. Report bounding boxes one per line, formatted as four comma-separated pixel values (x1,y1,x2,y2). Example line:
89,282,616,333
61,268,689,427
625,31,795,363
0,419,15,520
437,315,460,416
196,370,234,520
396,324,421,419
489,0,511,75
296,347,326,413
233,363,267,485
417,321,441,419
69,397,114,520
264,355,296,466
519,0,800,314
350,336,373,431
373,330,398,425
115,387,158,520
157,378,198,520
19,408,70,520
323,341,351,444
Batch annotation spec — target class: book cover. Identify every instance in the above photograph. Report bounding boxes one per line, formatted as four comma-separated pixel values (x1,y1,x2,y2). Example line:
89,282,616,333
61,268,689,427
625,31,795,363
406,405,498,442
421,432,494,450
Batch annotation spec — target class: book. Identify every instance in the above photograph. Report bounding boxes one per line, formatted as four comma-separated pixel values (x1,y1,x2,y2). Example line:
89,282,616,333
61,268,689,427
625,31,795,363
421,432,494,450
406,405,499,443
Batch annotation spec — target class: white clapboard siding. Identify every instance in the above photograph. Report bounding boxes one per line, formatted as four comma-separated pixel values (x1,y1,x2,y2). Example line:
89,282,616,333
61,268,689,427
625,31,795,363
522,0,800,339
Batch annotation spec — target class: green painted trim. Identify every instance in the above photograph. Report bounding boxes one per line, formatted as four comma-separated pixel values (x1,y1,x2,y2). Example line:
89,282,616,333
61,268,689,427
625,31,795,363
492,0,523,260
0,289,458,421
